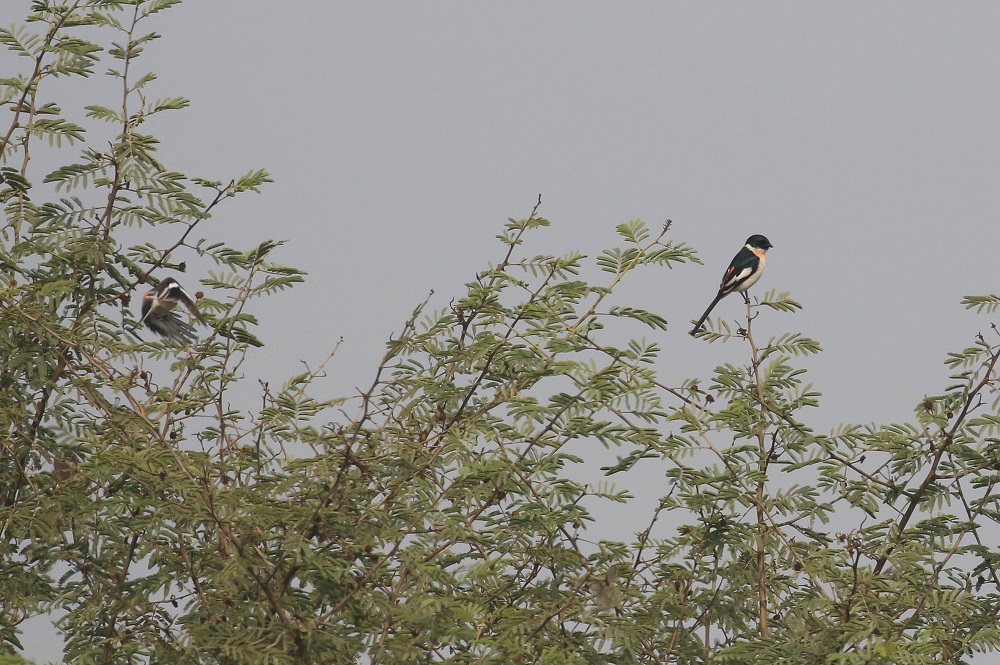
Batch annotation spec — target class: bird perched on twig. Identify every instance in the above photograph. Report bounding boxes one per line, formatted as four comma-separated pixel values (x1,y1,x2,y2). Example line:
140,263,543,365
690,234,773,336
139,277,207,343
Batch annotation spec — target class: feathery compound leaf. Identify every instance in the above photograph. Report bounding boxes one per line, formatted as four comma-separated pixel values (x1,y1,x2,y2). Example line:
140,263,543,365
238,240,283,267
962,294,1000,313
627,338,661,364
44,162,101,192
497,214,550,246
25,118,86,146
148,96,190,114
944,339,992,369
84,104,124,123
615,219,650,244
767,332,822,357
758,289,802,312
0,25,40,57
596,247,639,275
233,168,272,193
966,414,1000,434
642,242,700,267
229,326,264,347
607,306,669,331
142,0,185,18
0,167,31,200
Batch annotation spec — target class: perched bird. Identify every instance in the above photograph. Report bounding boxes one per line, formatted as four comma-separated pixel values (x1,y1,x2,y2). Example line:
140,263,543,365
139,277,207,343
690,234,773,336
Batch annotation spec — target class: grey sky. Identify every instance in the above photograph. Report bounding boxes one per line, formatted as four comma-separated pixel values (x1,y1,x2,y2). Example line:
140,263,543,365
8,2,1000,660
143,2,1000,426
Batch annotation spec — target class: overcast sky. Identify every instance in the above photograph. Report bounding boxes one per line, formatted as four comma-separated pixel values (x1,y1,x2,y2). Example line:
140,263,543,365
8,2,1000,660
141,2,1000,427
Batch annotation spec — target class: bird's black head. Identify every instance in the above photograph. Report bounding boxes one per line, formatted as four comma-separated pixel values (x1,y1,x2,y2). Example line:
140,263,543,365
746,234,772,251
155,276,181,295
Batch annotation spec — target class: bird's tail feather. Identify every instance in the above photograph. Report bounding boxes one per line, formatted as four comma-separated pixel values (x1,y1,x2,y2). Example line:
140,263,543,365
146,312,198,344
689,294,723,336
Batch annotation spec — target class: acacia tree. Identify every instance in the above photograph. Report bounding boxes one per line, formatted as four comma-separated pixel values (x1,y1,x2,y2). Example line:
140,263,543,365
3,2,1000,664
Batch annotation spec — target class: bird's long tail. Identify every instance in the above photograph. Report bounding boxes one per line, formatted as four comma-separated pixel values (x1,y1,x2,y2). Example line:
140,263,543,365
690,293,723,336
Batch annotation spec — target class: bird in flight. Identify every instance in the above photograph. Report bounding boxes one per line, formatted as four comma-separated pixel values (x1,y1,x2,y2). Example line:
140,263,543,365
139,277,207,343
690,234,772,336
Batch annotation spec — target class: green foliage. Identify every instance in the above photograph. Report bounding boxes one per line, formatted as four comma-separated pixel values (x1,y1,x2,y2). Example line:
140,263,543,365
962,295,1000,314
3,2,1000,665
